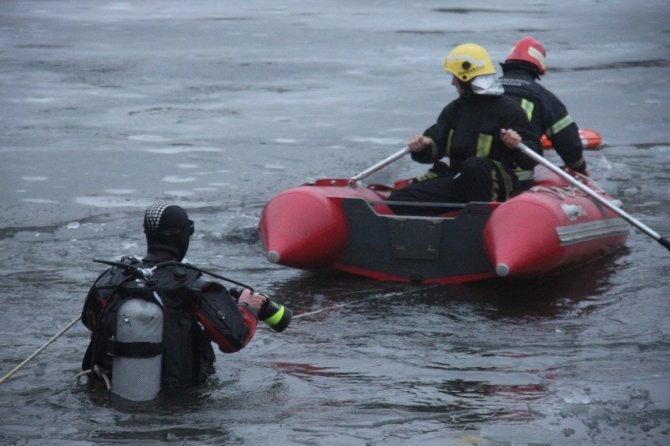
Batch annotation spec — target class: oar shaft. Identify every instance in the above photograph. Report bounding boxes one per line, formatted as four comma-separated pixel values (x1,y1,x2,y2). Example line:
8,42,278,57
516,143,669,250
350,147,411,184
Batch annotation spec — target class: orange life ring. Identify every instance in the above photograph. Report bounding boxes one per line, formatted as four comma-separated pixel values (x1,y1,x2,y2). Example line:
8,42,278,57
541,129,602,150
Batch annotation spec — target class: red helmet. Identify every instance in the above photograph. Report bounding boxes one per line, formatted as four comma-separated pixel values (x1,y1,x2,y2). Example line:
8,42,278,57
506,36,547,75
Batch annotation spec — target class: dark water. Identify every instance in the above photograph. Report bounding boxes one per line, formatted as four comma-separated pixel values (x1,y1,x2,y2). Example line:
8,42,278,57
1,1,669,445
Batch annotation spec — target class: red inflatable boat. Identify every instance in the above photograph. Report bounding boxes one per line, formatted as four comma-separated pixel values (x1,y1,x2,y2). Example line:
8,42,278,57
259,162,629,284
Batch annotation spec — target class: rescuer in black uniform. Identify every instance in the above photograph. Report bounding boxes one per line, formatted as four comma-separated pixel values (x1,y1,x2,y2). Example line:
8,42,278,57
388,43,541,215
500,36,587,184
81,203,275,390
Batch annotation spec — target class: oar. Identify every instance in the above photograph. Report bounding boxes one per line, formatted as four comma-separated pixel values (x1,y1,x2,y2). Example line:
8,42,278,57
516,142,670,252
0,315,81,384
349,146,411,187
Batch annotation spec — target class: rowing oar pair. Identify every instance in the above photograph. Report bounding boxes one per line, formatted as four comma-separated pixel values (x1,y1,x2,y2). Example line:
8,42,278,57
349,144,670,252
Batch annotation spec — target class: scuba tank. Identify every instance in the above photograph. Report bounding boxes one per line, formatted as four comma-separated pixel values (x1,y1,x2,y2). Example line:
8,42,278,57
90,258,292,400
111,292,164,401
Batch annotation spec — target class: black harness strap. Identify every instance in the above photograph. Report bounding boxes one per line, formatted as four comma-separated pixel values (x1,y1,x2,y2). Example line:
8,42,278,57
108,340,164,358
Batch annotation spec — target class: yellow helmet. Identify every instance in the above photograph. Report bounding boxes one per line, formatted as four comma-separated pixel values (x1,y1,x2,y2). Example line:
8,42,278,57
443,43,496,82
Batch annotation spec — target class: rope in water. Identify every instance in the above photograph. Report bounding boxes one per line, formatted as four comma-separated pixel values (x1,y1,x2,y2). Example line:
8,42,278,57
0,284,439,384
293,285,439,319
0,315,81,385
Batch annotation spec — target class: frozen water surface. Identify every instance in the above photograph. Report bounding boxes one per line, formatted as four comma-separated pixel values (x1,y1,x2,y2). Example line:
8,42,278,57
1,0,669,445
